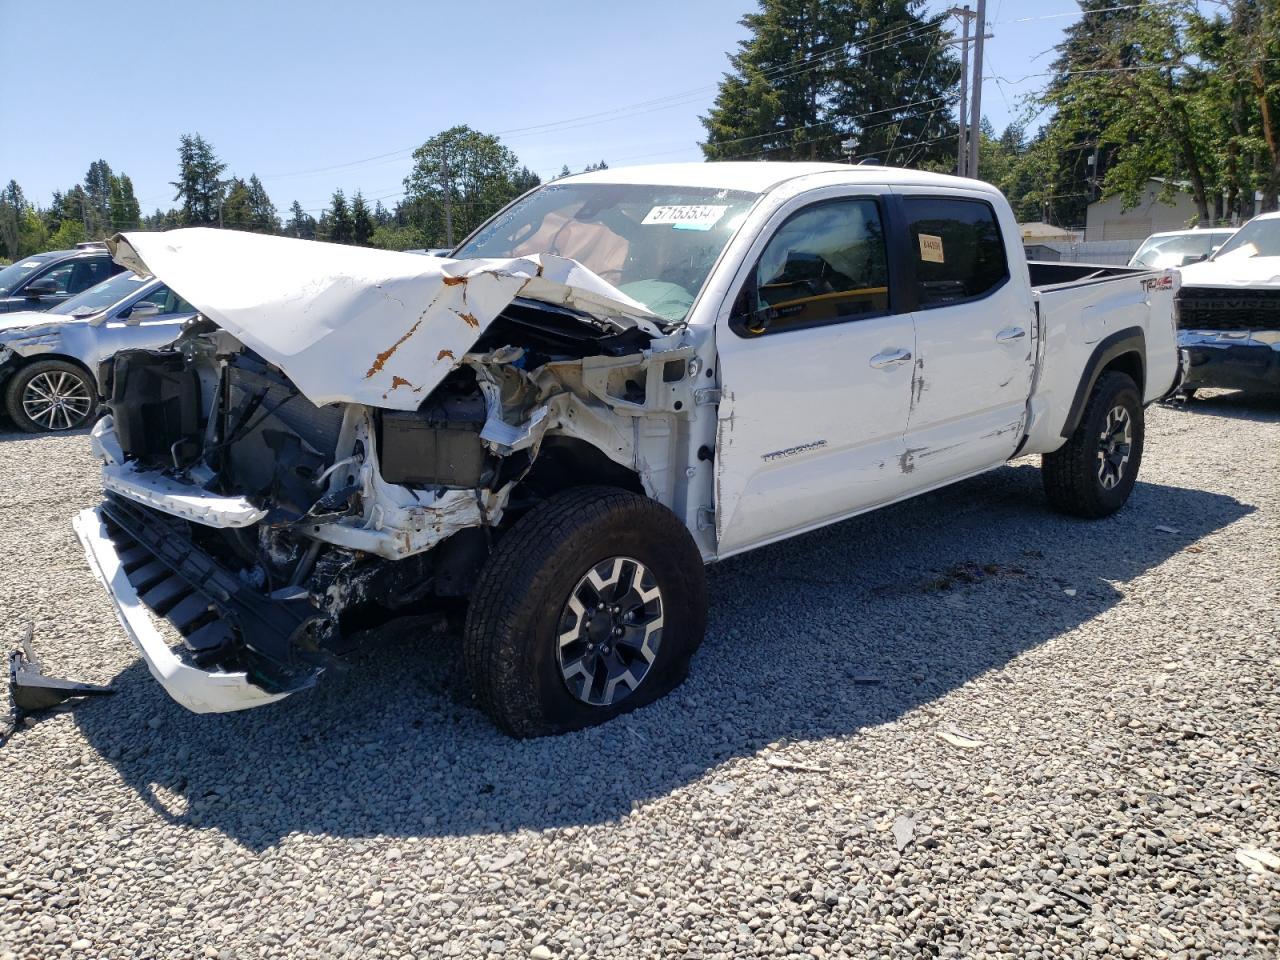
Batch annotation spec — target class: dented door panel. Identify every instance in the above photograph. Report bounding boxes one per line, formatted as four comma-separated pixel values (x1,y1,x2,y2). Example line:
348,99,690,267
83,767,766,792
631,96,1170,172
892,187,1037,486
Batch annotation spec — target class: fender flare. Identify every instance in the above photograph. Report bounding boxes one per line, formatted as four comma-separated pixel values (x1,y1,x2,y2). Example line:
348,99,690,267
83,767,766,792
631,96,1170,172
1059,326,1146,439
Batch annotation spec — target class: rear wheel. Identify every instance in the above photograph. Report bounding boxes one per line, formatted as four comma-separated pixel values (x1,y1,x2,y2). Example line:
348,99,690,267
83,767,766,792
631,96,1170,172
4,359,98,433
464,486,707,737
1042,370,1143,518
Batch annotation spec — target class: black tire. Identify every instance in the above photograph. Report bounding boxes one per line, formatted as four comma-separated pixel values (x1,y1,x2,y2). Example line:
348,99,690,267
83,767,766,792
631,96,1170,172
464,486,707,738
4,359,98,433
1042,370,1143,518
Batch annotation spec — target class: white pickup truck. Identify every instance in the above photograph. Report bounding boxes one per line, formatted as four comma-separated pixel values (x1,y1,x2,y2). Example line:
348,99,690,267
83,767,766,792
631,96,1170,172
73,162,1183,737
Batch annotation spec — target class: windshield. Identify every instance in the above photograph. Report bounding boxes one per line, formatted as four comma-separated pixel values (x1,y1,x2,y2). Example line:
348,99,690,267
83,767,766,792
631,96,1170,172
1130,232,1232,269
454,182,760,321
1212,217,1280,261
48,272,149,317
0,255,54,295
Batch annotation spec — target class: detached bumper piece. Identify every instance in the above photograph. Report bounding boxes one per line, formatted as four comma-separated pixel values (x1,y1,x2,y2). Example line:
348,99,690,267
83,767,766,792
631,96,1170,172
74,497,324,713
8,623,112,728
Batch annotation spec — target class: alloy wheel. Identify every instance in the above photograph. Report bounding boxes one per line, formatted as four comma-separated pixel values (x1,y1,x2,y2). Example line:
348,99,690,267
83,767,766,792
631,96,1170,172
22,370,93,431
556,556,665,707
1096,404,1132,490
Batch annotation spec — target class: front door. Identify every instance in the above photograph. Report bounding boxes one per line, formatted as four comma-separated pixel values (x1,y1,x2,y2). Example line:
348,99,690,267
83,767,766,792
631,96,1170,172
894,191,1036,486
714,194,916,556
98,285,198,362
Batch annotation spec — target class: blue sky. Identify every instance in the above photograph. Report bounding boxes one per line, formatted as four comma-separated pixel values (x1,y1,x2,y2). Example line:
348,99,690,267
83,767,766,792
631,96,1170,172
0,0,1073,217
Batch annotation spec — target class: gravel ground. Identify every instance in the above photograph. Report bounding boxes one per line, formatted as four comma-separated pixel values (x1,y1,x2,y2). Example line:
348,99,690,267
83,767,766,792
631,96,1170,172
0,391,1277,960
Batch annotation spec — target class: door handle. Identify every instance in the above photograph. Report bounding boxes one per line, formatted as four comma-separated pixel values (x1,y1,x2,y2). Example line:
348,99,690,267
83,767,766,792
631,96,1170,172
869,348,912,369
996,327,1026,343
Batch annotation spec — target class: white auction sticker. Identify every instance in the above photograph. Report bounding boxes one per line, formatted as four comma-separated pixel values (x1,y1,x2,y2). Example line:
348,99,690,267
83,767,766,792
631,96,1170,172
642,204,729,231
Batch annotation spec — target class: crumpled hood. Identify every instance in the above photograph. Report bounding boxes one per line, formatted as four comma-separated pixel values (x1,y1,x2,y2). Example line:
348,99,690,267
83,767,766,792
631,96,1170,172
0,310,68,339
106,228,663,411
1179,254,1280,289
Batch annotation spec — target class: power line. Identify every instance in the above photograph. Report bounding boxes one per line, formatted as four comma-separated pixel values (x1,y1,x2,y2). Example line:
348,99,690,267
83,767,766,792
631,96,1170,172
257,17,949,184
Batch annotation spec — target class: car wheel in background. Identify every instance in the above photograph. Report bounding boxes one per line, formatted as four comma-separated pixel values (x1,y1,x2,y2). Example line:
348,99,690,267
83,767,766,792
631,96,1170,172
4,359,98,433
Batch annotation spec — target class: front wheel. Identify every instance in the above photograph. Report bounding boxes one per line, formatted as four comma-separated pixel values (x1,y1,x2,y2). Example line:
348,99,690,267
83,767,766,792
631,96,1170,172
1042,370,1144,518
464,486,707,737
4,359,98,433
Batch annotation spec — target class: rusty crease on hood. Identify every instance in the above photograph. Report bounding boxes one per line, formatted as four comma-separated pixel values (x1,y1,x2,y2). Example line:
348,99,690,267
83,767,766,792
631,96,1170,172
365,319,424,379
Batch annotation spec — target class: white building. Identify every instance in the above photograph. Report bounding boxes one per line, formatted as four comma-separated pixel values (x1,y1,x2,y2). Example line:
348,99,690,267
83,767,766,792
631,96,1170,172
1084,178,1201,242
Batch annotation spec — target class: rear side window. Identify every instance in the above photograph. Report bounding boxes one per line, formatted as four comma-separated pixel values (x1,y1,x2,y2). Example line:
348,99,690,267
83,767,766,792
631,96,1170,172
903,197,1008,308
734,198,890,336
69,257,115,294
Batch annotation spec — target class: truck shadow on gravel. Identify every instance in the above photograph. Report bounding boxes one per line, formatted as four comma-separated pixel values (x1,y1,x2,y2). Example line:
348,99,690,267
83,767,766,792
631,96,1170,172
74,463,1252,850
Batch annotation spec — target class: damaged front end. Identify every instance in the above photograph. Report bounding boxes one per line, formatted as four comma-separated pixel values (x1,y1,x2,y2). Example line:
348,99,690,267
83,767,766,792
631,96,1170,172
77,229,700,713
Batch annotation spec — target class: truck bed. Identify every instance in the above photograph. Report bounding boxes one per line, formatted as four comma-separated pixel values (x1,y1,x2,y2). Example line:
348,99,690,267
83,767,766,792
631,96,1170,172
1020,262,1181,456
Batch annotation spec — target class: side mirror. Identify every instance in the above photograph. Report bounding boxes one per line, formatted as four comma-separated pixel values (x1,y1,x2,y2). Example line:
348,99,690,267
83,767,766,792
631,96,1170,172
124,302,162,322
1179,253,1208,266
24,281,56,299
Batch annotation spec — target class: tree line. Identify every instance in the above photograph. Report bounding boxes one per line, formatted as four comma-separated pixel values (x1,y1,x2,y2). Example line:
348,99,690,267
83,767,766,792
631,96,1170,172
704,0,1280,228
0,128,604,262
4,0,1276,262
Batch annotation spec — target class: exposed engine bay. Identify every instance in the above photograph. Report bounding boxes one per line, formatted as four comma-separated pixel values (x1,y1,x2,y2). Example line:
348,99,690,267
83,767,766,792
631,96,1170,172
83,231,706,704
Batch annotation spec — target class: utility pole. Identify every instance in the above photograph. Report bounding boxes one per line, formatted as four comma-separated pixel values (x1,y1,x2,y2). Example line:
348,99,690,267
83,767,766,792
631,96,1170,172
441,148,454,249
968,0,988,178
952,5,972,177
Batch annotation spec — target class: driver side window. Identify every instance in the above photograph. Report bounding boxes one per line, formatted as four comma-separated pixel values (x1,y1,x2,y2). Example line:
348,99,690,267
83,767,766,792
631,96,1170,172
733,198,889,337
34,262,76,294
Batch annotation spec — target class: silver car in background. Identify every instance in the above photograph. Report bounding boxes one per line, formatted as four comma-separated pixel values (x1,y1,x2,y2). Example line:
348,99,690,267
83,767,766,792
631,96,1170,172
0,272,195,432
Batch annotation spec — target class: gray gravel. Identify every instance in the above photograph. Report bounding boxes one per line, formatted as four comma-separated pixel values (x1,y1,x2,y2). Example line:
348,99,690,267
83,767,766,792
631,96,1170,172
1,390,1277,960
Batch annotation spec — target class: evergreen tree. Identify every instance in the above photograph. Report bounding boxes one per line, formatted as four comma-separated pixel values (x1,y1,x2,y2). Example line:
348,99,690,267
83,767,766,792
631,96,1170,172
512,166,542,193
0,181,24,261
171,133,227,225
108,174,141,232
823,1,959,167
702,0,827,160
287,201,317,239
327,190,353,244
702,0,956,166
220,177,253,230
351,191,374,246
44,190,65,237
246,175,279,233
59,187,91,239
83,159,114,236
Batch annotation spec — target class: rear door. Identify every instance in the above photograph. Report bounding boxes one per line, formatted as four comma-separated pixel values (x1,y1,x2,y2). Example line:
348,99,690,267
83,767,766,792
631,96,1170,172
893,191,1036,485
714,191,917,555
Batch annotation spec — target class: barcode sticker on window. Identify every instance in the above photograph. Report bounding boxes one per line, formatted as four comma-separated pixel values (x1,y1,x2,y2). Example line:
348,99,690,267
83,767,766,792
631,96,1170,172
918,234,945,263
642,205,728,231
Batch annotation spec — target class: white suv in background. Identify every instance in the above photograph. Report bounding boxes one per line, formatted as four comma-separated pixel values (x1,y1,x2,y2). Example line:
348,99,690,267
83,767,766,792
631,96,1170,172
1129,227,1238,269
